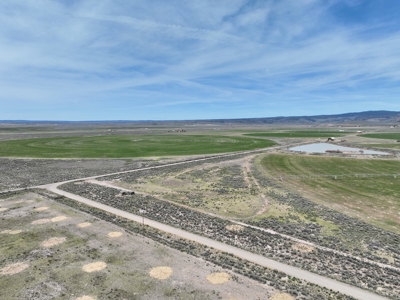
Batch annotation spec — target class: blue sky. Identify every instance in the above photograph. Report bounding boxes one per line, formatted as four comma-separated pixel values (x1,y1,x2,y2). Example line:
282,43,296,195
1,0,400,120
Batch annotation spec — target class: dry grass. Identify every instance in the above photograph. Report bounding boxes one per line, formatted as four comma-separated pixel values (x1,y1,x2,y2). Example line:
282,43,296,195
51,216,68,222
34,206,49,211
270,293,295,300
292,243,314,253
82,262,107,273
149,266,173,280
31,216,68,225
41,237,66,248
77,222,92,228
108,231,122,238
206,272,231,284
75,296,96,300
0,262,29,276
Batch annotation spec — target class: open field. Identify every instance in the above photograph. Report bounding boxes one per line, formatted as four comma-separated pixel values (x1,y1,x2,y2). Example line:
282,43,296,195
0,191,281,300
0,135,275,158
0,191,357,300
108,158,264,219
360,133,400,140
259,154,400,233
243,131,351,138
2,122,400,299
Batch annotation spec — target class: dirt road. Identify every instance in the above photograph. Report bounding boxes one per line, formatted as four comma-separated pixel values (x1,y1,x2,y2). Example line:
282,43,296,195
44,183,388,300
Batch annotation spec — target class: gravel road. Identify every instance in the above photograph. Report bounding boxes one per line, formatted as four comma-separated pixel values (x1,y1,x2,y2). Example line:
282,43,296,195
45,183,388,300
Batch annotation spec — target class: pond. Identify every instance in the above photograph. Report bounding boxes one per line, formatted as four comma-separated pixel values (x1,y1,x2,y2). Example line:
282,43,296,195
289,143,389,155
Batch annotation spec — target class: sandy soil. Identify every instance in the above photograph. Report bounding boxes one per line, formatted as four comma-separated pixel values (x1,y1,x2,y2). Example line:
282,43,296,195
270,293,295,300
206,272,231,284
82,262,107,273
75,296,96,300
32,218,51,225
34,206,49,211
41,237,66,248
149,266,173,280
51,216,68,222
0,262,29,276
77,222,92,228
107,231,122,238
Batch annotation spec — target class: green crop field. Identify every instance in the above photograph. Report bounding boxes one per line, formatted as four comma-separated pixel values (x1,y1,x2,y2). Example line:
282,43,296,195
360,133,400,140
243,130,350,138
0,135,276,158
260,154,400,233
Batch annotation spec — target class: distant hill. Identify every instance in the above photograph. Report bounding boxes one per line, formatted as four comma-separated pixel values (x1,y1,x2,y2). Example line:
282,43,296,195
1,110,400,126
194,110,400,125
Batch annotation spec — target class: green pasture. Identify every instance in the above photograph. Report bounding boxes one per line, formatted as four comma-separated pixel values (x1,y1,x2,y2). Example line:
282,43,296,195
261,154,400,233
360,133,400,140
0,135,276,158
359,143,400,150
243,130,351,138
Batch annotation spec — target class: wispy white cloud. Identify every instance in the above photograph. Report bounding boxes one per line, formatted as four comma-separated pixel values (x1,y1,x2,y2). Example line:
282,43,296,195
1,0,400,120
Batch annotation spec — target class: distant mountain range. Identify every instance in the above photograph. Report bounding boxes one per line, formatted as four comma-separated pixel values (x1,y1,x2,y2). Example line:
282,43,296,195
196,110,400,125
1,111,400,125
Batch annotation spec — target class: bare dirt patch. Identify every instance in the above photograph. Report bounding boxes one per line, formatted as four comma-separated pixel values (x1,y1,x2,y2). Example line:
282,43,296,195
226,224,244,232
149,266,173,280
32,218,51,225
41,237,66,248
82,261,107,273
0,262,29,276
206,272,231,284
108,231,122,238
270,293,295,300
75,296,96,300
292,243,314,253
0,207,8,212
77,222,92,228
51,216,68,222
34,206,49,211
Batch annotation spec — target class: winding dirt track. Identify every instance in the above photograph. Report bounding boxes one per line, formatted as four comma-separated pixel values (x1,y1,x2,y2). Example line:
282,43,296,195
45,183,387,300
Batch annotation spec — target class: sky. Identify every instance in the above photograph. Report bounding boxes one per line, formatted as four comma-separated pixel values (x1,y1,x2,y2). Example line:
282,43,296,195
1,0,400,121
